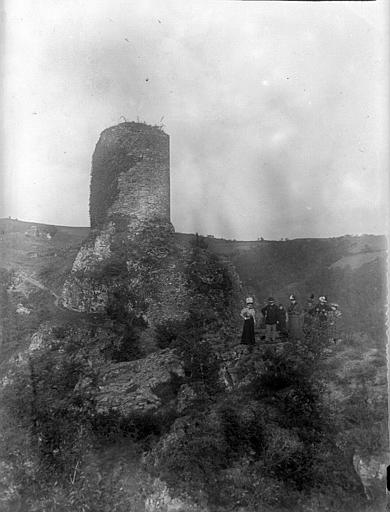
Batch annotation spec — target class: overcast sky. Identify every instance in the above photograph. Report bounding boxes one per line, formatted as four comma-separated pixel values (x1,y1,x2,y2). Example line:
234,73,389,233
1,0,389,240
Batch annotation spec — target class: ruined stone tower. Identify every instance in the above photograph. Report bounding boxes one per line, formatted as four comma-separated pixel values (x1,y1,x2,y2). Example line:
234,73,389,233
89,122,171,232
61,122,188,326
61,121,241,356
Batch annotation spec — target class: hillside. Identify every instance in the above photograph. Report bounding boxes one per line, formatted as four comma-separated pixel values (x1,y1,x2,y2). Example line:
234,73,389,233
0,218,88,292
0,218,386,357
1,218,386,323
201,233,387,343
0,218,387,512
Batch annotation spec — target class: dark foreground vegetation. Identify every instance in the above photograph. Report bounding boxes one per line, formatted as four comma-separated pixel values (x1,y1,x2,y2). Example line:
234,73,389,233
1,321,385,511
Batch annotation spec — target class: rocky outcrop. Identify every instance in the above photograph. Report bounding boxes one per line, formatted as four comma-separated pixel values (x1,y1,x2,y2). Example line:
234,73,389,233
0,121,242,510
218,344,267,390
95,348,184,415
0,460,21,512
61,122,191,329
353,453,388,500
145,478,206,512
61,122,242,355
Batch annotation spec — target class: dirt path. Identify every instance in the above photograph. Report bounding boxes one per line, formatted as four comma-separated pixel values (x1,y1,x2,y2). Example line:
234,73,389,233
25,275,60,300
10,272,82,314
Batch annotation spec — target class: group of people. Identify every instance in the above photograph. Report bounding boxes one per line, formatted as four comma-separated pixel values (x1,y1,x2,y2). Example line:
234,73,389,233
240,294,341,345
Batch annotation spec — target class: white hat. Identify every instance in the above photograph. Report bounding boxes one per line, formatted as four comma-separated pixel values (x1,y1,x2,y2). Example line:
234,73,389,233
289,294,296,300
246,297,254,304
319,296,327,303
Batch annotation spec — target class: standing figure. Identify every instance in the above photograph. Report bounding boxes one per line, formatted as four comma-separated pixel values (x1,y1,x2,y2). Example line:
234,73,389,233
310,296,333,328
287,294,303,340
277,302,288,338
306,293,315,311
240,297,256,346
303,293,315,328
328,303,342,341
261,297,279,342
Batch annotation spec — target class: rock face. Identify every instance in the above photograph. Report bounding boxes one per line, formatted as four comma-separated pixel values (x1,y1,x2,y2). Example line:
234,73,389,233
145,478,206,512
56,121,242,426
353,453,388,500
61,122,191,330
95,348,185,415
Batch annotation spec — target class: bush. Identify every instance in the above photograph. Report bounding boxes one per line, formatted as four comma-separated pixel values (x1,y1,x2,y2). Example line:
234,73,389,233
177,337,222,397
109,323,143,362
149,419,229,501
91,408,177,448
217,401,266,457
1,333,97,483
155,319,187,349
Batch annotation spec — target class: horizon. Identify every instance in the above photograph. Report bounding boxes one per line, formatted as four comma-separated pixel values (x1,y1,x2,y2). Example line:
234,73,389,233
0,216,386,243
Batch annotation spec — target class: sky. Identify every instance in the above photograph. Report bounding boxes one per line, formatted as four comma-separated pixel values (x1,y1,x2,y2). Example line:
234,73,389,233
1,0,389,240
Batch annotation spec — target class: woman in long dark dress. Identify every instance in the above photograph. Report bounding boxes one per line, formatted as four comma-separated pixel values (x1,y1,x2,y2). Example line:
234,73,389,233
240,298,256,346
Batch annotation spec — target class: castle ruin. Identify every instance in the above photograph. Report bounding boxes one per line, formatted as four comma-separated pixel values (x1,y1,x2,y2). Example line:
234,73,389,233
61,122,189,333
89,122,171,231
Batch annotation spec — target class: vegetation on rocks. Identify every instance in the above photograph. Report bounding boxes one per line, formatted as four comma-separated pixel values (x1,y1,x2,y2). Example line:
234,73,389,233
145,326,370,512
0,220,387,511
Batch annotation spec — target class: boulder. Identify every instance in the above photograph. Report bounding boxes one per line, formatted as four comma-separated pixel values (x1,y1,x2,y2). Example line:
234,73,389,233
95,348,184,415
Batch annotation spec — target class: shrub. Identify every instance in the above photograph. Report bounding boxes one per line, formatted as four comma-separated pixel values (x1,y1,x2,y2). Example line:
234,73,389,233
91,408,177,448
217,401,266,457
177,337,222,397
155,319,187,349
149,419,228,501
1,334,97,483
109,323,143,362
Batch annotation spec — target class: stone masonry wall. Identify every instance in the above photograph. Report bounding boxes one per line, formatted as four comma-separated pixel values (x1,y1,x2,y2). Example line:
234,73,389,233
90,122,170,230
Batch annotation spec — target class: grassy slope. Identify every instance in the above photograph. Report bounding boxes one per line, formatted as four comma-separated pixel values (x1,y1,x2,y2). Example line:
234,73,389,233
0,218,88,290
0,219,92,366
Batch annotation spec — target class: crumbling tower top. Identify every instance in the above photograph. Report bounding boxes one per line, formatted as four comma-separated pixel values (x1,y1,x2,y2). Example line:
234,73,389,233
89,122,170,230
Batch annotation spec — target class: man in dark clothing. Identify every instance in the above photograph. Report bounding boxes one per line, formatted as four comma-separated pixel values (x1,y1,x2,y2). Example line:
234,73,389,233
261,297,279,342
276,302,288,338
303,293,315,329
